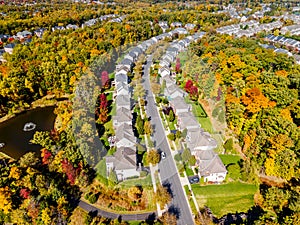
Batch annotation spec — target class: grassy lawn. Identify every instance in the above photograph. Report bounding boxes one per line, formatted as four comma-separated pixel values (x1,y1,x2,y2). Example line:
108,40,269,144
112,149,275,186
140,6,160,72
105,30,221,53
191,182,257,218
192,103,207,118
95,159,107,176
198,117,214,133
117,174,153,188
219,154,241,166
185,166,194,176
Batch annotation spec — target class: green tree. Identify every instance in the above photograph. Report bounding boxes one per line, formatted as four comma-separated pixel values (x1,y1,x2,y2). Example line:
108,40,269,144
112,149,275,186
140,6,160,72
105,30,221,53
169,110,175,122
167,133,176,141
182,148,192,163
136,115,144,135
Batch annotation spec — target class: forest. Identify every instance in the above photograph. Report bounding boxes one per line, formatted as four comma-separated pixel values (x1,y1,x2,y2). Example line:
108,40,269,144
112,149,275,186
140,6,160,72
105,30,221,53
189,34,300,224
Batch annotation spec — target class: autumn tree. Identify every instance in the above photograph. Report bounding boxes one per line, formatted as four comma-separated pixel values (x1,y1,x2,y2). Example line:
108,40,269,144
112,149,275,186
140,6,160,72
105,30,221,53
146,149,160,165
156,185,171,208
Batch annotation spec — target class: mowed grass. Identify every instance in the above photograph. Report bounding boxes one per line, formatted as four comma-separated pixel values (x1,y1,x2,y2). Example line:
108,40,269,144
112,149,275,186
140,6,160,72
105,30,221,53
198,117,214,133
191,182,257,218
219,154,241,166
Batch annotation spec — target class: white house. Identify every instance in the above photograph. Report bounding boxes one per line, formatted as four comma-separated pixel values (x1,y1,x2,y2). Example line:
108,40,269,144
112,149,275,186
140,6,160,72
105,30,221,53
158,66,171,78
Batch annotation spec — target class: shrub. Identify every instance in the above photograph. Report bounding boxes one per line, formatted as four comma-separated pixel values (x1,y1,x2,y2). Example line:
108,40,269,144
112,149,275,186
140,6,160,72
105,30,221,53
88,194,98,204
174,153,182,162
212,107,220,118
140,171,148,177
189,155,196,166
155,96,162,104
224,138,234,153
167,133,176,141
84,192,91,200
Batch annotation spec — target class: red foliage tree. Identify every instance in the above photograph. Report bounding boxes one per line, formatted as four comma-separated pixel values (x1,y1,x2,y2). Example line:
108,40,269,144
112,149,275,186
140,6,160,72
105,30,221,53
189,86,198,100
61,159,77,185
99,93,108,109
184,80,193,92
175,58,181,73
101,71,109,88
41,148,52,165
20,188,30,199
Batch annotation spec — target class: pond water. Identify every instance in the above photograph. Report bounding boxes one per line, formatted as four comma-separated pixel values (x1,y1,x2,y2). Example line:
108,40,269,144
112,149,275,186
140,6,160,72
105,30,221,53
0,106,56,159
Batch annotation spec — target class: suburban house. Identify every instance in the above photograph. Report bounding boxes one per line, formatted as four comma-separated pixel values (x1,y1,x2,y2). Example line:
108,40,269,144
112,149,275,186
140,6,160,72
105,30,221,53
16,30,32,40
115,72,128,85
196,149,227,183
169,96,192,114
116,94,131,110
159,59,170,68
34,28,46,38
186,128,217,151
164,83,187,100
116,82,130,96
115,123,136,148
185,23,196,30
185,127,227,183
113,107,132,128
177,112,200,131
158,66,171,78
106,146,140,181
66,24,79,30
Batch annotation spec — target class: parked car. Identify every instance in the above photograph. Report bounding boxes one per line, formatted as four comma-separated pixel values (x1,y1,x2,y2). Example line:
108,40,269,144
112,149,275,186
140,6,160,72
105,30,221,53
161,151,166,160
188,176,199,184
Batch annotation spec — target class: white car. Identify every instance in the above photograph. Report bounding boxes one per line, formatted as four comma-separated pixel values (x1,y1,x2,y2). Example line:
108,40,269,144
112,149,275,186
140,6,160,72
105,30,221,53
161,151,166,159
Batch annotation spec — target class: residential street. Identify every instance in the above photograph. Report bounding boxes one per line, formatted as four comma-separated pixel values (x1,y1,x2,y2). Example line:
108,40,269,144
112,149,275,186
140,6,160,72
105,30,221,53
143,55,194,225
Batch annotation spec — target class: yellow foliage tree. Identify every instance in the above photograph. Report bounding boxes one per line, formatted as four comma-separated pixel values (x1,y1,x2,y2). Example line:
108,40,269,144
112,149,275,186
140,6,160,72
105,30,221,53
0,187,12,214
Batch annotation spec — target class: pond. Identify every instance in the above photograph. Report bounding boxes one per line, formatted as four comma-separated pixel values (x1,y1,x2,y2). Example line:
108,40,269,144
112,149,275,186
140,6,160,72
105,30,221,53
0,106,56,159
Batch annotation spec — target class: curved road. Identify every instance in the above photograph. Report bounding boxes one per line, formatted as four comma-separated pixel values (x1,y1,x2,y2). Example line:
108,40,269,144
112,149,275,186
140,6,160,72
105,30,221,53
143,55,194,225
79,200,157,221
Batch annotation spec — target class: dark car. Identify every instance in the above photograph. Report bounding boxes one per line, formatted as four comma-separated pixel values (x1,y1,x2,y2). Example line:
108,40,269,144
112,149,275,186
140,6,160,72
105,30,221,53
188,176,199,184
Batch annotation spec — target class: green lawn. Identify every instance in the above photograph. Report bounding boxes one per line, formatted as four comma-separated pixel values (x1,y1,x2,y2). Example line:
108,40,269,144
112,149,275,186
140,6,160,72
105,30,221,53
219,154,241,166
95,159,108,185
185,166,194,176
117,174,153,189
191,182,257,217
198,117,214,133
192,103,207,118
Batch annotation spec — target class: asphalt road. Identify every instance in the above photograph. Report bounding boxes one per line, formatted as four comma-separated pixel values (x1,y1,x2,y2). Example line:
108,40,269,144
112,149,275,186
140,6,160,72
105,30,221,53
79,200,157,221
143,55,194,225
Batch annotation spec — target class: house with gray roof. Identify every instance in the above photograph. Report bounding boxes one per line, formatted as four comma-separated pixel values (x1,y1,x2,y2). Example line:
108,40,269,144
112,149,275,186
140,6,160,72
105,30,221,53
186,128,217,152
113,107,132,128
106,146,140,181
159,59,170,68
196,150,227,183
116,82,130,96
115,123,136,148
177,112,200,131
158,66,171,78
116,95,131,110
115,72,128,85
16,30,32,40
170,96,191,114
66,24,79,30
164,83,187,100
